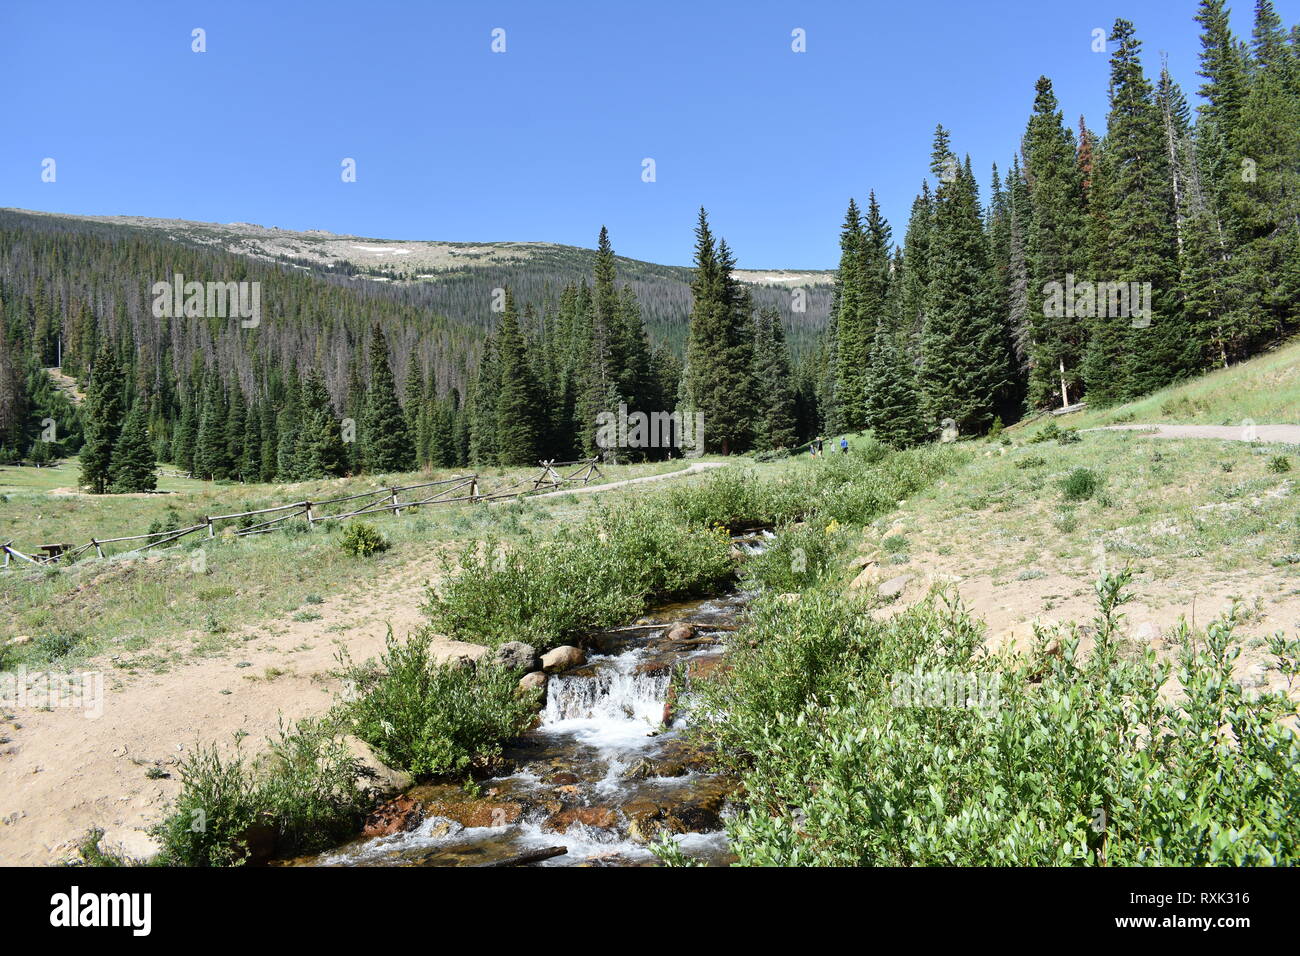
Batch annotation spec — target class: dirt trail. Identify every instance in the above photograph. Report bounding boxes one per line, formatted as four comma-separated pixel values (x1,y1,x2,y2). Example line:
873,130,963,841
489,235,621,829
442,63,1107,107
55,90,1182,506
0,459,730,865
1092,423,1300,443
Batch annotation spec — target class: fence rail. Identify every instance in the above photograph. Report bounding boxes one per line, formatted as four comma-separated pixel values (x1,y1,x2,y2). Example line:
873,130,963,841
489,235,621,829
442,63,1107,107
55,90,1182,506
1,458,605,570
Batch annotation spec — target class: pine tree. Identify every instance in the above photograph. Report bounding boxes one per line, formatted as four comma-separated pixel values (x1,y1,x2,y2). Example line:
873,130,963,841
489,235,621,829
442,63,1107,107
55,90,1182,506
193,372,231,480
224,380,247,481
684,209,757,455
751,310,799,450
361,325,414,473
296,367,348,478
493,289,541,465
1022,76,1087,408
831,198,868,431
1083,19,1184,403
108,400,156,492
917,131,1012,435
79,339,125,494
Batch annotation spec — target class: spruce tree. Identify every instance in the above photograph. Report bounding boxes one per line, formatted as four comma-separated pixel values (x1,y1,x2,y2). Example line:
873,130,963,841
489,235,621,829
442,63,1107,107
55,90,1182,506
79,339,124,494
917,131,1012,435
296,367,348,478
493,289,541,466
1022,76,1087,408
684,209,757,455
361,325,414,473
108,400,157,492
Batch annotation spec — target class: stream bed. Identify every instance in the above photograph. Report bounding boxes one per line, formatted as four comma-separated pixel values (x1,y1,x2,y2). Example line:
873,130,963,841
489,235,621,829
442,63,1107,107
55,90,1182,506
307,590,752,867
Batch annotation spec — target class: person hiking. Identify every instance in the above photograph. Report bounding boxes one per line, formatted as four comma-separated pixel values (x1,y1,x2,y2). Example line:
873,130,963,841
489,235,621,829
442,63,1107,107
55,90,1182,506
840,437,848,454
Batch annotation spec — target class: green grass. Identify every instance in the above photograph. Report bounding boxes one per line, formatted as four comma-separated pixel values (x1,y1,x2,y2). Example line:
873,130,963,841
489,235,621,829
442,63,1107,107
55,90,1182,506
1023,335,1300,434
0,458,725,672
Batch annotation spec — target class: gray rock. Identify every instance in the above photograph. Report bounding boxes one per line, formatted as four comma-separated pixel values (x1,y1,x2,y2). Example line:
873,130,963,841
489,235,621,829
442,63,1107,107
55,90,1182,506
664,622,695,642
494,641,539,673
96,827,162,864
338,735,412,799
518,670,548,703
878,574,911,598
540,645,586,673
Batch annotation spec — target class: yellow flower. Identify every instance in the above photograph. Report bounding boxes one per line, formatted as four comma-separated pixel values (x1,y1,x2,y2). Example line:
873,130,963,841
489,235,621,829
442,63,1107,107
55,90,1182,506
825,519,840,535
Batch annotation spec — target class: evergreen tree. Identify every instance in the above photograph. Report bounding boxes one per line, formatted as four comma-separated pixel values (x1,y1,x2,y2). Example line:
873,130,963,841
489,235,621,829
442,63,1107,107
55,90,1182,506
493,289,541,465
361,325,414,473
917,131,1012,435
79,339,125,494
684,209,757,455
751,309,798,450
1022,76,1087,408
108,400,157,492
296,367,348,478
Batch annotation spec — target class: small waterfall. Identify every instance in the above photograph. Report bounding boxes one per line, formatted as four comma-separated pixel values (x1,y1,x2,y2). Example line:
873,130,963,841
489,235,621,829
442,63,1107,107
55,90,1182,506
542,652,670,732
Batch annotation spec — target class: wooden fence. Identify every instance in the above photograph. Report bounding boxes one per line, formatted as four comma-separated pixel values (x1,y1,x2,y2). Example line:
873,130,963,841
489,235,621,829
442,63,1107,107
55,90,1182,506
1,458,603,569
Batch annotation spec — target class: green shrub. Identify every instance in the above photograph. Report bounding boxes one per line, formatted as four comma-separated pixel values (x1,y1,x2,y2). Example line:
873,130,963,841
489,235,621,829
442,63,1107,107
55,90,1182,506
1268,455,1291,474
1061,467,1102,502
338,628,538,777
740,518,845,593
152,722,367,866
152,740,261,866
1016,455,1047,470
1029,422,1061,444
426,501,733,649
694,573,1300,865
338,522,389,557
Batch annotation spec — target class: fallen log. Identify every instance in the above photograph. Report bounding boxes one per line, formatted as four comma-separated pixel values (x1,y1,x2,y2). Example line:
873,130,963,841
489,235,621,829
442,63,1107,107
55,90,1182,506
473,846,568,867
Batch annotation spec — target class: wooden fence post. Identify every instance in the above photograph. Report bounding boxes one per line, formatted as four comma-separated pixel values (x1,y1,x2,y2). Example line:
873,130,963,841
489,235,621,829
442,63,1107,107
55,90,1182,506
206,517,214,538
304,501,314,529
91,538,104,558
391,488,401,517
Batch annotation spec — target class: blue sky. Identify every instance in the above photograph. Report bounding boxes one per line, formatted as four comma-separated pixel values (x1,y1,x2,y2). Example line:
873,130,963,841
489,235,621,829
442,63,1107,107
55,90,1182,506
3,0,1295,268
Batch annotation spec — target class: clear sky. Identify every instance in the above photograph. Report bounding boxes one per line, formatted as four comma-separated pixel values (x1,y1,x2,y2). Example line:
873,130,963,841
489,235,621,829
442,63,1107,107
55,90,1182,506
3,0,1295,268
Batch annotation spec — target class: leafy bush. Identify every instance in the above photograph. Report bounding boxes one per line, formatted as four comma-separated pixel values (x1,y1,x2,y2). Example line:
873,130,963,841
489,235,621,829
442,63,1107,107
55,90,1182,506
338,522,389,557
338,628,538,777
153,722,368,866
426,501,733,649
740,518,846,593
1060,467,1102,502
1029,422,1061,443
1015,455,1047,470
1268,455,1291,474
694,573,1300,865
669,445,960,531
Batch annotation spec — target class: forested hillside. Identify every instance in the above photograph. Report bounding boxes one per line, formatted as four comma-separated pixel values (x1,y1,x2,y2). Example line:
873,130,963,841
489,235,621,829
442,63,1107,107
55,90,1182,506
816,2,1300,441
1,1,1296,489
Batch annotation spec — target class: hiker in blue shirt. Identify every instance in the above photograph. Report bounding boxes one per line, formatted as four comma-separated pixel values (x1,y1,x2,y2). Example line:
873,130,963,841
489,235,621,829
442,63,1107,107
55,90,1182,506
840,437,848,454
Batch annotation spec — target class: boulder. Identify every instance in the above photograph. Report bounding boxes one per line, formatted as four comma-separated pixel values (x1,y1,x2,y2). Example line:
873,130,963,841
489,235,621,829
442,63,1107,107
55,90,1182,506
338,735,413,799
664,622,695,642
6,635,31,646
494,641,539,673
363,794,425,837
518,670,547,701
541,645,586,673
849,565,882,590
878,574,911,599
848,552,879,571
544,806,619,832
96,827,161,864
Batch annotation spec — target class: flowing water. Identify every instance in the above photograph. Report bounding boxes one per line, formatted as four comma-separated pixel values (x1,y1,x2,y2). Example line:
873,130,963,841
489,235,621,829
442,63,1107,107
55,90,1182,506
309,590,752,867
